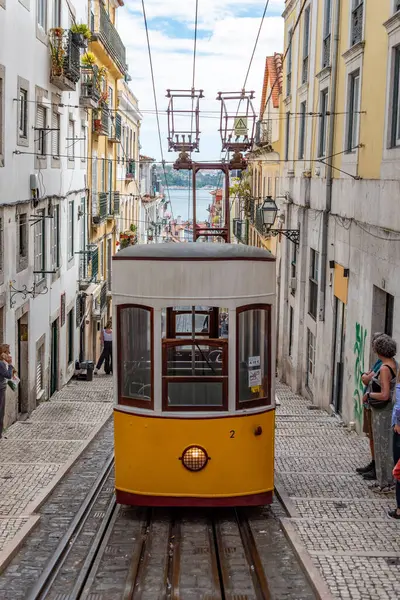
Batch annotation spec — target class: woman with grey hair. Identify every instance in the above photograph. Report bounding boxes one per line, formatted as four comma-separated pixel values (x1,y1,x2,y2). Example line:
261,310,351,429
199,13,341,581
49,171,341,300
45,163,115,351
365,334,397,494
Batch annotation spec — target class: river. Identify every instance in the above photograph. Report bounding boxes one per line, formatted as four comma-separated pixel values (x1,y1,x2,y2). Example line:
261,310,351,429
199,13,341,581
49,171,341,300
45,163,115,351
165,188,215,222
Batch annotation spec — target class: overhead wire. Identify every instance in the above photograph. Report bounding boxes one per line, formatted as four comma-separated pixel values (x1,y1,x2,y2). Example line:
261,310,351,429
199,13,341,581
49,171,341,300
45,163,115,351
188,0,199,226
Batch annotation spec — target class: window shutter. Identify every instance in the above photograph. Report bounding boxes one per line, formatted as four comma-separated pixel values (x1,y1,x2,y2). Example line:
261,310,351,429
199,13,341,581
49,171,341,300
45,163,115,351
36,105,45,128
52,112,59,157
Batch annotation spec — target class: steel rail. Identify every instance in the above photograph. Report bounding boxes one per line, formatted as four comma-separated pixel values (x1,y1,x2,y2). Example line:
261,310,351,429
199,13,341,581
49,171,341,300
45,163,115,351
236,509,271,600
26,453,115,600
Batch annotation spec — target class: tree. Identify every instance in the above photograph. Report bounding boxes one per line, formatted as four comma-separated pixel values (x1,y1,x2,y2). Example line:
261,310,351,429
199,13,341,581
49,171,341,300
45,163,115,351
229,171,252,216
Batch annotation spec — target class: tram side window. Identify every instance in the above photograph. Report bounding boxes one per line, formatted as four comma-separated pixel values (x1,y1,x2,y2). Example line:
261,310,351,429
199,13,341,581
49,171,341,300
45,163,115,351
237,305,271,408
118,305,153,408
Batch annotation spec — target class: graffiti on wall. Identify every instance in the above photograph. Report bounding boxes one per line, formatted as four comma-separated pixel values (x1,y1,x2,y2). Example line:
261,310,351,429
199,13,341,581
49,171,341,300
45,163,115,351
353,323,367,426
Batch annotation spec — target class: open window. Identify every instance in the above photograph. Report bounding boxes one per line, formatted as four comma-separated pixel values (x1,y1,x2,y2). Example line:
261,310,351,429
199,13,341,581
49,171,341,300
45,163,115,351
162,306,228,411
117,304,153,409
236,304,271,409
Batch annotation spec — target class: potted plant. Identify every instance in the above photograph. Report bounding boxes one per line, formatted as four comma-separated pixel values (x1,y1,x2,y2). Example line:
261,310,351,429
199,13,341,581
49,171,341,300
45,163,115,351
71,23,92,48
49,29,66,76
81,51,96,66
93,109,102,133
130,224,137,233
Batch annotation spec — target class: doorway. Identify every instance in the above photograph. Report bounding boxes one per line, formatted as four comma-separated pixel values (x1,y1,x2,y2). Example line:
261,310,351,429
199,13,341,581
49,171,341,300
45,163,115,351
370,286,394,363
50,319,59,396
332,297,346,414
17,314,29,414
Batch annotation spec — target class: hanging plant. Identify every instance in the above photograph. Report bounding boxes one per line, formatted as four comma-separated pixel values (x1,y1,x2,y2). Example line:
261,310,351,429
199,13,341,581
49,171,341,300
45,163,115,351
70,23,92,40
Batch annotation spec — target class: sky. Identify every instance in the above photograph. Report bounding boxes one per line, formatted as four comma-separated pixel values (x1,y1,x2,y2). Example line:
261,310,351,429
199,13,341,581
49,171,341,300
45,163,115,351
116,0,285,163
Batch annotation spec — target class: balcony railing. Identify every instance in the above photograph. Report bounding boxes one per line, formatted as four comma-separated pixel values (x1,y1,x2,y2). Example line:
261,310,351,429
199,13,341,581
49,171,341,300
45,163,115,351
255,120,272,147
49,29,81,92
80,66,101,109
126,159,136,179
100,281,107,312
92,105,109,135
351,2,364,47
322,34,331,68
78,244,99,285
109,113,122,143
233,218,248,244
107,191,120,216
91,2,127,75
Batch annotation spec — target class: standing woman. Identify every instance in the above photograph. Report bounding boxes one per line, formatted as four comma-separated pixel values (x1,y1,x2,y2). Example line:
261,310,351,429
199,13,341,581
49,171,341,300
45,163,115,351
388,374,400,519
366,334,397,494
94,321,113,375
0,347,14,439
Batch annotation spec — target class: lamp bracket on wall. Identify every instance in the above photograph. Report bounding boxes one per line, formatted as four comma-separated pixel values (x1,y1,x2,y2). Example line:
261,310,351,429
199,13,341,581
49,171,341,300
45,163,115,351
269,229,300,246
9,280,49,309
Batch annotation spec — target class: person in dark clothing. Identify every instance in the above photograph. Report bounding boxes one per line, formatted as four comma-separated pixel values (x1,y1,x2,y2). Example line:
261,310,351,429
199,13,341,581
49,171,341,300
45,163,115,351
0,350,14,439
94,321,113,375
388,380,400,519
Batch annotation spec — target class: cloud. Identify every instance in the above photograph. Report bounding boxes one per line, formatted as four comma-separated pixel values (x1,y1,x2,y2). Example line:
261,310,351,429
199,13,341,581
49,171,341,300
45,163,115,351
117,1,285,161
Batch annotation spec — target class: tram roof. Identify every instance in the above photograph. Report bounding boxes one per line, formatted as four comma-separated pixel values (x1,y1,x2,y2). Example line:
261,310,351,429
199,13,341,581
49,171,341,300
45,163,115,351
113,242,275,262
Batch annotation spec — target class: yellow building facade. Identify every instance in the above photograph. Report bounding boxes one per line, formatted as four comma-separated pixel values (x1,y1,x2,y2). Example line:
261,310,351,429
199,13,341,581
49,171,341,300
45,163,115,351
80,0,127,363
278,0,400,429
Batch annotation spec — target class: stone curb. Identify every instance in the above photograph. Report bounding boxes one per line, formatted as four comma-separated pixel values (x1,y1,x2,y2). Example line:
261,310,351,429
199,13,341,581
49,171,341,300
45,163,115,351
0,516,40,574
0,412,112,575
274,479,300,517
280,518,335,600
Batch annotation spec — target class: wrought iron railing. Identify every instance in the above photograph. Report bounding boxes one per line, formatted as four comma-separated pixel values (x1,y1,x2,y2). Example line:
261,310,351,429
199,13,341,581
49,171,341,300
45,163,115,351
233,218,248,244
92,2,127,75
92,106,109,135
323,34,331,68
49,29,80,90
79,244,98,282
110,113,122,140
351,2,364,47
126,159,136,179
80,66,101,105
100,281,107,312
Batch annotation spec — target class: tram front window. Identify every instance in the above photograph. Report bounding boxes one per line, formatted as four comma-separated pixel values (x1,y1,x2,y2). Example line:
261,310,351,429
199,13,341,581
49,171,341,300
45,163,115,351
162,340,228,410
237,305,271,408
118,305,153,407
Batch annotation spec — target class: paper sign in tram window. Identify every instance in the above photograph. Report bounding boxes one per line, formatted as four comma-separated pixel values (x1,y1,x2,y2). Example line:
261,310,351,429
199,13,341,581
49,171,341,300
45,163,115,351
251,385,260,393
248,356,261,368
248,369,262,387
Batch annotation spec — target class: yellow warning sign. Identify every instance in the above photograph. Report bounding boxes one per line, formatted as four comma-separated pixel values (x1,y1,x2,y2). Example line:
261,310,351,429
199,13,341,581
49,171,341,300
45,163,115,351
234,117,248,136
251,385,260,393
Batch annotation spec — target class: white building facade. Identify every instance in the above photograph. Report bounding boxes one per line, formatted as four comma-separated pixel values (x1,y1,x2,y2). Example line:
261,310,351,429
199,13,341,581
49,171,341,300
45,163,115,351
0,0,88,427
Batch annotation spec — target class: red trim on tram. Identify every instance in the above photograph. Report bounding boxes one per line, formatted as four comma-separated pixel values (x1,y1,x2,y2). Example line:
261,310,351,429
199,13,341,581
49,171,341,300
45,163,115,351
115,490,273,507
113,406,276,419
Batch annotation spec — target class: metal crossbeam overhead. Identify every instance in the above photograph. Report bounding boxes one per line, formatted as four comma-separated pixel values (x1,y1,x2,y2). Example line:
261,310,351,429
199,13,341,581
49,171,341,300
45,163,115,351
217,90,257,152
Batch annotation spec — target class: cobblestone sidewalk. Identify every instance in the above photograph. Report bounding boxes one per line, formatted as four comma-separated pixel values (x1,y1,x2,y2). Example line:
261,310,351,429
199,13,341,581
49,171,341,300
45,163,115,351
275,382,400,600
0,374,113,570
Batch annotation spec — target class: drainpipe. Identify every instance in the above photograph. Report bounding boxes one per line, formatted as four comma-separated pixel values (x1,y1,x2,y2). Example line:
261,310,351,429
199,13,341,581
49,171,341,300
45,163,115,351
319,0,341,322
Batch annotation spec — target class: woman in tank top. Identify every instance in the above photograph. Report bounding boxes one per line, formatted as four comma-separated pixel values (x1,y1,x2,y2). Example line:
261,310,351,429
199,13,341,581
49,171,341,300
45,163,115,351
365,334,397,494
94,321,113,375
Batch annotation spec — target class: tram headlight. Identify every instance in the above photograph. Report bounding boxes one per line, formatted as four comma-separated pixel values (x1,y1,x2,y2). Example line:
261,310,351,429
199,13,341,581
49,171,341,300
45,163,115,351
180,445,209,472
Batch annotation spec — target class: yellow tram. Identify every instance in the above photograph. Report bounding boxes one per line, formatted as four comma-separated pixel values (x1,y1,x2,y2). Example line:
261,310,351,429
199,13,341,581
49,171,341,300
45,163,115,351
112,243,276,506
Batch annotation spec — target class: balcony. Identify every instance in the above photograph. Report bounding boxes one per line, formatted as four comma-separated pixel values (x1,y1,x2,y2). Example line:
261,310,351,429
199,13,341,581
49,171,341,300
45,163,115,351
49,29,80,92
107,191,120,217
126,159,136,180
100,281,108,313
78,244,99,288
254,120,272,148
108,113,122,143
92,105,109,135
92,192,108,225
80,66,101,109
351,1,364,47
91,2,127,75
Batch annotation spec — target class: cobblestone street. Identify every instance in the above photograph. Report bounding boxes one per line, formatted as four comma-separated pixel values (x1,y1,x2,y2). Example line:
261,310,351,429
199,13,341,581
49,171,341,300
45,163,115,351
276,382,400,600
0,375,113,571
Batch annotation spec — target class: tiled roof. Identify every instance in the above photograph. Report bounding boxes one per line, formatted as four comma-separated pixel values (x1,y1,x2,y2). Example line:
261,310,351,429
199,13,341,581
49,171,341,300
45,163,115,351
259,53,283,117
140,154,154,162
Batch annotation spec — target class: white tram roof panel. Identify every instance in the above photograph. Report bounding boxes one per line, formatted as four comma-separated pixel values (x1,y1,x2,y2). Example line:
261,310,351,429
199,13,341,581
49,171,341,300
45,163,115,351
113,243,275,262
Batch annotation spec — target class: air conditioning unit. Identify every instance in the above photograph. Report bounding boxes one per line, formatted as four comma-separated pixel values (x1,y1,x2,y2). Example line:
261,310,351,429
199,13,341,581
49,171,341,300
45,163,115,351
289,277,297,292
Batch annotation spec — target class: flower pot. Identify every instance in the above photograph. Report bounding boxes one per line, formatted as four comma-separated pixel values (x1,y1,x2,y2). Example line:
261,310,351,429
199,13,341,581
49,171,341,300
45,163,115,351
72,32,87,48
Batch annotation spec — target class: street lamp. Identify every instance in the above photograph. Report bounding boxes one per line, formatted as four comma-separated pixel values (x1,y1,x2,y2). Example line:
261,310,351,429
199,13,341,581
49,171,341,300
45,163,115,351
260,196,300,246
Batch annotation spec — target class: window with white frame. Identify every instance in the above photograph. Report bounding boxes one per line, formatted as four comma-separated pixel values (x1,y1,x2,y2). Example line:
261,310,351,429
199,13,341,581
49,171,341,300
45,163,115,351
308,248,319,320
286,28,293,96
68,118,75,160
390,47,400,148
36,104,47,157
81,123,86,162
34,209,45,282
351,1,364,47
346,70,360,152
302,6,310,84
68,201,74,260
323,0,332,68
37,0,47,30
306,329,316,388
50,204,60,270
53,0,61,28
19,88,28,139
298,101,306,159
18,213,28,261
285,112,290,161
51,110,60,158
318,89,329,157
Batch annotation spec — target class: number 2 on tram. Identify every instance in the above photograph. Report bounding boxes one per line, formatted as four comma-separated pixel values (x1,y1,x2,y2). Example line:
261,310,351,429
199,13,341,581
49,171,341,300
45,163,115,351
112,243,276,507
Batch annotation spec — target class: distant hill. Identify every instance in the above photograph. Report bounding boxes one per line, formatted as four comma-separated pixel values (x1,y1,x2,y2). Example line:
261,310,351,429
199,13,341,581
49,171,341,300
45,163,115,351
156,166,221,189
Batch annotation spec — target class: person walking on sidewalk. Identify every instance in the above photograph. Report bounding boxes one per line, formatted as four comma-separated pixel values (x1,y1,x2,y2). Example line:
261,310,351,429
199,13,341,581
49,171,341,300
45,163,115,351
356,332,384,480
0,348,14,439
94,321,113,375
365,334,397,494
388,376,400,519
